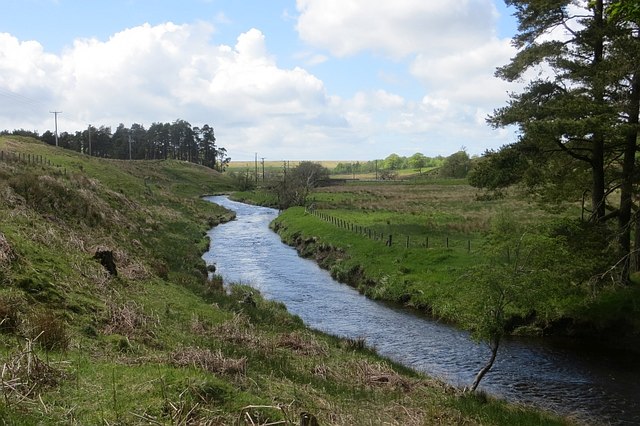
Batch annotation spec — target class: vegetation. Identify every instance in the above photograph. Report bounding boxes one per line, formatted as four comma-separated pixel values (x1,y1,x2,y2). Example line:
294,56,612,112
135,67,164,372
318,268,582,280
0,136,568,424
4,119,230,170
270,179,639,357
486,0,640,283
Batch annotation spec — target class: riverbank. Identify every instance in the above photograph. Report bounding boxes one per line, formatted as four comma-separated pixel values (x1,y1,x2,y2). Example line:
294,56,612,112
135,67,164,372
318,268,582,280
265,187,640,352
0,137,569,424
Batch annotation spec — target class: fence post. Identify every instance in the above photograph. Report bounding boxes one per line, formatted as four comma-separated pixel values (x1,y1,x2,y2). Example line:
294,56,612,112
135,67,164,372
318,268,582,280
387,234,393,247
468,240,471,253
446,237,449,248
425,237,429,248
406,236,410,248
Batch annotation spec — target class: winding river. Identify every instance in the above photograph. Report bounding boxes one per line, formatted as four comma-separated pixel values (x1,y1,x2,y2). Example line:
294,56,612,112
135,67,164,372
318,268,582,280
202,196,640,425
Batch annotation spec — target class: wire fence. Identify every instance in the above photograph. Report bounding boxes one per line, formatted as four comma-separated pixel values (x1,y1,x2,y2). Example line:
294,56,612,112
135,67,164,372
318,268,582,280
0,150,68,175
306,206,474,253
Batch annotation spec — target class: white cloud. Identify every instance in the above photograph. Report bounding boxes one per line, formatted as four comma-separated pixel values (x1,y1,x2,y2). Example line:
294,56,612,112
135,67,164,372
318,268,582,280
294,0,519,156
296,0,498,58
0,23,350,159
0,1,521,160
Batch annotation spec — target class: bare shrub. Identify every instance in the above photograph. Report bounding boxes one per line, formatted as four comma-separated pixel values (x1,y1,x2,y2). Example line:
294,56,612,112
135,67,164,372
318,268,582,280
28,310,69,351
171,347,246,376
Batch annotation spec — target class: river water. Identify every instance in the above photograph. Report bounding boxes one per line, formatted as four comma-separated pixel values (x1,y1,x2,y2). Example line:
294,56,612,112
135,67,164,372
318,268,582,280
202,196,640,425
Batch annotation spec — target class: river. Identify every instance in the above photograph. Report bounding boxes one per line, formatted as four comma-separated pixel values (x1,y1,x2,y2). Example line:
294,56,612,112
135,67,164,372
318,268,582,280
202,196,640,425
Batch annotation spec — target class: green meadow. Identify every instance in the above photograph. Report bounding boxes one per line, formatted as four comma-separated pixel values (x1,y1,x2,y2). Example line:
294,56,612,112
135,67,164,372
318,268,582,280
0,136,569,424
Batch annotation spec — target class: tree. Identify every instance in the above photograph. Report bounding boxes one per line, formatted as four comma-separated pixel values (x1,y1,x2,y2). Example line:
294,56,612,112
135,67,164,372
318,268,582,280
383,153,404,170
199,124,218,169
489,1,640,282
439,150,470,178
408,152,427,173
272,162,330,209
457,213,570,391
467,146,527,192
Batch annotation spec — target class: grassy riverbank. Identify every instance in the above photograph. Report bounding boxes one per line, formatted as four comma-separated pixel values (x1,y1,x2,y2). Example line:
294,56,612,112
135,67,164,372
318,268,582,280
269,181,640,347
0,136,572,424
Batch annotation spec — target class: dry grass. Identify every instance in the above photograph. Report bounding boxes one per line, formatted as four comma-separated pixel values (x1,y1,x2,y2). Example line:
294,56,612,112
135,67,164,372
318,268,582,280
0,294,24,333
213,313,264,349
276,331,328,356
0,338,69,403
0,232,15,267
28,311,70,352
103,301,158,338
315,182,567,234
171,347,247,376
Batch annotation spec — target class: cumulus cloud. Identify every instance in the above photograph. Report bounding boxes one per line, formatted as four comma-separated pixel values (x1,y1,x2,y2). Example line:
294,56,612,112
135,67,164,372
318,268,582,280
294,0,519,155
296,0,498,58
0,23,349,158
0,1,521,160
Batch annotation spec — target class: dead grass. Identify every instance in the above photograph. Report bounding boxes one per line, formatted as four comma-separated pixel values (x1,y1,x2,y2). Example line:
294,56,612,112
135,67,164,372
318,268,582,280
171,347,247,376
0,338,70,403
103,301,158,338
28,311,70,352
0,232,15,267
276,331,328,356
213,313,265,350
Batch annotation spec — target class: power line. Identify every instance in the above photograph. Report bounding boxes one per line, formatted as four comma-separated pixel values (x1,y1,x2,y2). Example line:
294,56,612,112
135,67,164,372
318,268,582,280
0,87,43,108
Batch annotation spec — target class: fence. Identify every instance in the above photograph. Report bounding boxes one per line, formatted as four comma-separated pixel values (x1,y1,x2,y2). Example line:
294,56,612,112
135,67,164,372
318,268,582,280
0,150,53,167
305,207,473,253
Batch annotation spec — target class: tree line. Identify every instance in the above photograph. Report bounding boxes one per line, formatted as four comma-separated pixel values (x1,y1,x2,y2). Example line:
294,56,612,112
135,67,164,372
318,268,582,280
333,152,445,175
3,119,230,171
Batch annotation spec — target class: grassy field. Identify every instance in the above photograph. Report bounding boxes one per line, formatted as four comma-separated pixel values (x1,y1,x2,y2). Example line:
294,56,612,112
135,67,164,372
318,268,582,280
0,136,570,424
269,178,640,340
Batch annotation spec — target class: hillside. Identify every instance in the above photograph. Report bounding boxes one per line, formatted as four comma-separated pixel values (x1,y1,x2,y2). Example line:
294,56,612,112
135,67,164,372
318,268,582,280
0,136,567,424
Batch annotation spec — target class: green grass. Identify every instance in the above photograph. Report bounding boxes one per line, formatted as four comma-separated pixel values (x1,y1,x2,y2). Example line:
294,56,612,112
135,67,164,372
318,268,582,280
0,136,572,424
270,180,622,335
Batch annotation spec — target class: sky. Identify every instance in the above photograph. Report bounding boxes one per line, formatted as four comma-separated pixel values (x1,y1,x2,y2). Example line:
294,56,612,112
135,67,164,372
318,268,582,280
0,0,521,161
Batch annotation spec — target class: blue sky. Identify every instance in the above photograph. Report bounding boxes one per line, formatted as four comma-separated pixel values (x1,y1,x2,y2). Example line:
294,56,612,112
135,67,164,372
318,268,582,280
0,0,520,160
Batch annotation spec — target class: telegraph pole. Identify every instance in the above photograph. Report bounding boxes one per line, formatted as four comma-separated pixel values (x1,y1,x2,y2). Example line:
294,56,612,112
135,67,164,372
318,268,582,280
128,133,132,160
50,111,62,146
255,152,258,184
88,125,92,156
261,157,265,181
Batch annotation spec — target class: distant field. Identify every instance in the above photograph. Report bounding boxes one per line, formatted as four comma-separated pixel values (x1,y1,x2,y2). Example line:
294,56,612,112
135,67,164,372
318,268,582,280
228,160,350,170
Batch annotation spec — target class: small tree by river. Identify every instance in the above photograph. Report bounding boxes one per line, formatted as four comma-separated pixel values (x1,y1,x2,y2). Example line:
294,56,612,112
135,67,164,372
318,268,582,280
455,213,571,391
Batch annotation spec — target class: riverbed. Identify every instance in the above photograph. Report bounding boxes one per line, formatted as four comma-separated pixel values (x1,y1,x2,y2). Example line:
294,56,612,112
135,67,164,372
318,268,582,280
202,196,640,425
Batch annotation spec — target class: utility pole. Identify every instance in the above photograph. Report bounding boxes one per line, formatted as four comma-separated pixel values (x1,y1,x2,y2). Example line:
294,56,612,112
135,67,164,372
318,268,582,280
50,111,62,147
261,157,265,181
255,152,258,184
128,133,132,160
88,125,92,156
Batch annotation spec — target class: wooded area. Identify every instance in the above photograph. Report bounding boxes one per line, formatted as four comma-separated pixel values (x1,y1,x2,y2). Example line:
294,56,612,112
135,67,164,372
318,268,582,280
4,119,230,171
